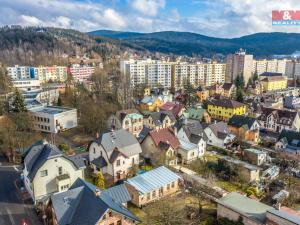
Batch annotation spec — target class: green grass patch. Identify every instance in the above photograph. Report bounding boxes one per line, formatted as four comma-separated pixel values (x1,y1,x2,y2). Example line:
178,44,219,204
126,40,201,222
216,180,239,192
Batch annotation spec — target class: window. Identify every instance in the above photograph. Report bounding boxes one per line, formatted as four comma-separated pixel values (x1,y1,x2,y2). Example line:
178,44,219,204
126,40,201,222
147,193,151,200
40,170,48,177
117,160,121,166
171,182,175,188
109,211,112,217
58,167,62,175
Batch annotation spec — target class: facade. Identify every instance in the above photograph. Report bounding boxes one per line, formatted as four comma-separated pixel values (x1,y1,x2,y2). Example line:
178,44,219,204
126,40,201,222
120,59,225,89
144,111,176,130
227,115,260,143
89,129,142,183
182,107,211,123
260,76,288,92
23,140,85,203
12,79,41,91
222,83,236,98
252,59,290,76
176,120,207,158
68,64,95,82
207,99,247,121
196,86,209,102
30,106,77,133
7,65,35,80
139,96,163,112
50,179,139,225
177,140,199,164
225,49,253,86
284,96,300,109
243,148,267,166
141,128,179,166
107,109,143,137
125,166,181,207
204,122,236,148
33,66,68,83
219,156,261,182
258,107,300,132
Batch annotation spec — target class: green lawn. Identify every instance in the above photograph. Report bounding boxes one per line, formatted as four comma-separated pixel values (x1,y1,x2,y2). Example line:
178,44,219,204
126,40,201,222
216,180,240,192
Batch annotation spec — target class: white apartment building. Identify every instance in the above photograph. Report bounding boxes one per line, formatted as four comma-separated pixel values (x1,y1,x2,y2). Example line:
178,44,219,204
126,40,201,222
7,65,32,80
226,49,253,86
30,106,77,133
252,59,291,76
12,79,41,91
295,62,300,77
121,59,225,90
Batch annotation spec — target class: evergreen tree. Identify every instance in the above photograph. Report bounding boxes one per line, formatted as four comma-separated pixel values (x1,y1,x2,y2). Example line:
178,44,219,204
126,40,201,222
184,81,197,107
236,88,244,103
95,171,105,189
57,95,62,106
12,89,27,112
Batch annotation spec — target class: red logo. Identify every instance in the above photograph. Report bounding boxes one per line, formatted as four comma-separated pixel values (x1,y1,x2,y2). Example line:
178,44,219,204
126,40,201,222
272,10,300,20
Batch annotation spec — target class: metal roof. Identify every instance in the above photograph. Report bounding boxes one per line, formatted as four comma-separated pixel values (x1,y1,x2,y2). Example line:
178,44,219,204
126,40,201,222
267,209,300,225
103,184,131,204
126,166,181,195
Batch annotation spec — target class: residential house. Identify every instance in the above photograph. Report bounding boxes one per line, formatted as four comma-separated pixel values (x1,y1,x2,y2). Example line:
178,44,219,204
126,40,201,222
125,166,181,207
217,192,300,225
207,84,224,96
144,111,176,130
259,72,287,92
243,148,267,166
284,96,300,109
50,178,139,225
183,106,211,123
204,122,236,148
196,86,209,102
227,115,260,143
176,120,207,158
159,102,185,118
219,156,261,182
207,99,247,121
139,96,163,112
141,128,179,166
222,83,236,98
275,130,300,156
89,129,142,183
177,140,199,164
107,109,143,137
23,140,85,203
258,107,300,132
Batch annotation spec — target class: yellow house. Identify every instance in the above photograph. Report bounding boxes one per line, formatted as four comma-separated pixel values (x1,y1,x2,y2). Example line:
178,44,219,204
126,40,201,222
144,88,151,96
139,96,163,112
260,76,287,92
207,99,247,121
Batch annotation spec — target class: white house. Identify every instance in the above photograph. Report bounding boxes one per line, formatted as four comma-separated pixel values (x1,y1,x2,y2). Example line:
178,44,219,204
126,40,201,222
177,140,199,164
176,120,207,157
89,129,142,183
23,140,85,204
204,122,236,148
29,105,77,133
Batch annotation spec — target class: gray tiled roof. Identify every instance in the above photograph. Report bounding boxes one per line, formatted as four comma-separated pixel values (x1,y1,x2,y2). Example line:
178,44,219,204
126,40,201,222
24,140,85,181
91,156,107,168
95,129,142,157
149,111,176,126
51,179,139,225
208,122,230,140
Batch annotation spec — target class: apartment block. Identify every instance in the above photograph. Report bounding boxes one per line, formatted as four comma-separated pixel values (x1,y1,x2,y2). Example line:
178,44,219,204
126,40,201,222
68,64,95,81
252,59,291,76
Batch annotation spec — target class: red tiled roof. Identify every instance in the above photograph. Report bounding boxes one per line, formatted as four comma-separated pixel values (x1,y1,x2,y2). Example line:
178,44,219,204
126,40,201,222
149,128,180,149
160,102,183,117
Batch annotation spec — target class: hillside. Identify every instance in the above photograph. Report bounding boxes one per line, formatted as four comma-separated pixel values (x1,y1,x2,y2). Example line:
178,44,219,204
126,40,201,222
88,30,300,57
0,27,129,66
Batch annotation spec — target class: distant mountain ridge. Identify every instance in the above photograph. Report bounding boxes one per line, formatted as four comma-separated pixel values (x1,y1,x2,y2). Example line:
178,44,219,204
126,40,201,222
88,30,300,57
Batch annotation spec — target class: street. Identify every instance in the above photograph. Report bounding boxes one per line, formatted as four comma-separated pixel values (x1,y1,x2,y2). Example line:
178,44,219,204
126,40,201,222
0,157,42,225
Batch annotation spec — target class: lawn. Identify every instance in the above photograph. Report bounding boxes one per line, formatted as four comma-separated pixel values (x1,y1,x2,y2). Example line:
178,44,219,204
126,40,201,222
216,180,240,192
127,192,217,225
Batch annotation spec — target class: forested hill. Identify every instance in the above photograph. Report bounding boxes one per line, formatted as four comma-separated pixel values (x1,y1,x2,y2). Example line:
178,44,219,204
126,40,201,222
0,26,129,66
88,30,300,57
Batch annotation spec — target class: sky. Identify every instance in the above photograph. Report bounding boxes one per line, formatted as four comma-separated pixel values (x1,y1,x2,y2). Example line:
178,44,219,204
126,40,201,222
1,0,300,38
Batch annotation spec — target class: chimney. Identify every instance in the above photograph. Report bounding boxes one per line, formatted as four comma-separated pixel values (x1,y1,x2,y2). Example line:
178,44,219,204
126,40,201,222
95,188,101,197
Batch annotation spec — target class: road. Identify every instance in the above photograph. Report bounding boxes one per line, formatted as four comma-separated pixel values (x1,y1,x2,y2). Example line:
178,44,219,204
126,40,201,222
0,157,42,225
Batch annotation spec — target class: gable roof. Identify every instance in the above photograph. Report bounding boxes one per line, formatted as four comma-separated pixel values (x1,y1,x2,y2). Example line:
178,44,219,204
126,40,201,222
222,83,235,91
95,129,142,157
149,111,176,126
102,184,131,204
51,179,139,225
207,99,245,108
149,128,180,149
258,107,298,126
261,76,286,82
260,72,283,77
160,102,184,117
228,115,257,130
24,140,85,181
184,107,206,120
180,120,207,144
218,192,273,224
115,109,140,122
126,166,181,194
207,122,231,140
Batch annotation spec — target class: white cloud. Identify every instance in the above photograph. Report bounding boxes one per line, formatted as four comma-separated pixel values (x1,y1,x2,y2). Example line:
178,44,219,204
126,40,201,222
19,15,44,26
131,0,165,17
